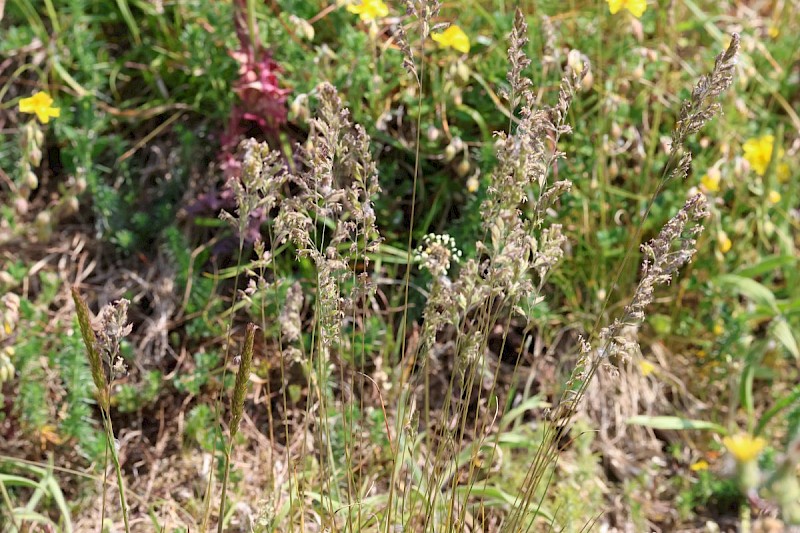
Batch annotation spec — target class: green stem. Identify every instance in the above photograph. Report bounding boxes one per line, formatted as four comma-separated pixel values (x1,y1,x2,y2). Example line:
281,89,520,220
102,409,130,533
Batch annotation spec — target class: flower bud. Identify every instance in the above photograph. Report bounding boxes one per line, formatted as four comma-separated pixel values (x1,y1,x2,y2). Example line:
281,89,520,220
567,50,584,73
24,170,38,190
14,197,28,215
610,123,622,140
74,177,88,194
455,60,470,84
35,211,52,242
455,157,470,177
580,70,594,92
59,196,79,217
443,136,463,163
29,146,42,167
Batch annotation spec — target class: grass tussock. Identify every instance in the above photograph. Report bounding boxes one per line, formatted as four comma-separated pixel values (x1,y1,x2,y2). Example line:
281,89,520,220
1,1,798,532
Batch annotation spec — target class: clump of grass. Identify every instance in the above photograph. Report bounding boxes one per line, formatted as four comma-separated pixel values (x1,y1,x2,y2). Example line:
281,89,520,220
52,6,751,532
506,33,740,531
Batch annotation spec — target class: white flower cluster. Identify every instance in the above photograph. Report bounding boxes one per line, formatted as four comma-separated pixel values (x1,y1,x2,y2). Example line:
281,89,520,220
414,233,462,277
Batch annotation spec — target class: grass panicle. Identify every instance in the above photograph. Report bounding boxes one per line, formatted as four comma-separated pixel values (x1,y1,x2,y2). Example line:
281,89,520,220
672,33,740,149
218,322,257,533
70,288,131,533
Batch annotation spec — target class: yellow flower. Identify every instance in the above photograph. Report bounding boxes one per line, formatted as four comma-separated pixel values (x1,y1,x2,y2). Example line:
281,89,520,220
743,134,784,176
347,0,388,22
19,92,61,124
768,26,780,39
606,0,647,18
700,168,721,193
690,459,709,472
639,359,656,377
767,190,781,204
723,433,766,464
432,25,470,54
717,231,732,254
712,322,724,336
466,176,479,193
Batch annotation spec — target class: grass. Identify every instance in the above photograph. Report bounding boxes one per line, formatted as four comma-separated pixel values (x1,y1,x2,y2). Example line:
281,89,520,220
1,0,799,531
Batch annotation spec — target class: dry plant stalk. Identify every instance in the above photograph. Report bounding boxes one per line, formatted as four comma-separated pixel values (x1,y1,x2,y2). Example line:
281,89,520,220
507,33,740,531
218,322,256,533
71,288,132,533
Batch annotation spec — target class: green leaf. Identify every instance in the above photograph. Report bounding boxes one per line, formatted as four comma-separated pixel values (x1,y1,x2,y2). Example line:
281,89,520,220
715,274,779,313
755,385,800,436
773,318,800,359
626,415,727,434
740,358,755,416
735,255,797,279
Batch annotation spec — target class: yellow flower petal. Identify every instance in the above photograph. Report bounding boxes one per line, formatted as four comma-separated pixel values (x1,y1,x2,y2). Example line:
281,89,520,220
700,168,721,192
767,190,781,204
607,0,646,16
625,0,647,17
743,135,784,177
19,92,60,125
718,232,732,254
723,433,766,464
690,459,709,472
347,0,388,22
432,25,470,54
606,0,624,14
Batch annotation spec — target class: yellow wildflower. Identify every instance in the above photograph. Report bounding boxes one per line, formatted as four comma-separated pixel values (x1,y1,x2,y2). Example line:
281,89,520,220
723,433,766,464
19,92,61,124
700,168,721,193
767,190,781,204
466,176,479,193
768,26,780,39
639,359,656,377
712,322,724,336
690,459,709,472
606,0,647,17
717,231,732,254
432,25,470,54
743,135,784,176
347,0,388,22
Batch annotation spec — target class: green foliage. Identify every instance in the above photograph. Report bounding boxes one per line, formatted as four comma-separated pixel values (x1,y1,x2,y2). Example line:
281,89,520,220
10,297,105,463
675,470,741,522
115,370,161,413
185,404,221,453
3,0,238,252
173,351,220,396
